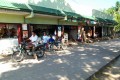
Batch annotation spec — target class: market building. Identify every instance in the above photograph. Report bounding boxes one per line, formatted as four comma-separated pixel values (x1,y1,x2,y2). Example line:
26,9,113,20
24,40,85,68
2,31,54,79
0,0,83,40
0,0,116,54
0,0,83,54
92,9,116,38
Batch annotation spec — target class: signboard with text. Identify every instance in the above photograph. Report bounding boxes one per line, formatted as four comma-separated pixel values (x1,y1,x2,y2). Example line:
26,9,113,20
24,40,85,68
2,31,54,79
22,24,27,30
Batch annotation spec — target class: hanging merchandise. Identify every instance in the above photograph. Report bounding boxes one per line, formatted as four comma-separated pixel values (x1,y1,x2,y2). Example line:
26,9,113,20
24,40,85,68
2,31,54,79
64,33,68,41
58,26,61,37
54,30,56,35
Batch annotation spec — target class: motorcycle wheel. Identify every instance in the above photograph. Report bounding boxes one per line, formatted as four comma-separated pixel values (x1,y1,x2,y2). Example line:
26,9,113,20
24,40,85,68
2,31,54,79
36,50,44,58
11,51,24,62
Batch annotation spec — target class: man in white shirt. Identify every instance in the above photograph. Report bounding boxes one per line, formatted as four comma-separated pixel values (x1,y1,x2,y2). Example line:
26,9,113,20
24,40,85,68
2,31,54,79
29,32,38,46
26,31,38,60
42,32,49,44
28,31,38,47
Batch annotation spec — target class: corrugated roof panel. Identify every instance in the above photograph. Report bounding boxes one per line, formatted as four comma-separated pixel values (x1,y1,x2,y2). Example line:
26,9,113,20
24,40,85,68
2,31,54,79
0,0,30,12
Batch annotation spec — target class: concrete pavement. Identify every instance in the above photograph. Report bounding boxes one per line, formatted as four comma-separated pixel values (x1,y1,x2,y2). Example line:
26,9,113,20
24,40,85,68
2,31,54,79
0,38,120,80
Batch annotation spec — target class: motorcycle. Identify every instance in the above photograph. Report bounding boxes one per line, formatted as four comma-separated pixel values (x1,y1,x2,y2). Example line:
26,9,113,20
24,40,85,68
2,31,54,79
11,39,45,62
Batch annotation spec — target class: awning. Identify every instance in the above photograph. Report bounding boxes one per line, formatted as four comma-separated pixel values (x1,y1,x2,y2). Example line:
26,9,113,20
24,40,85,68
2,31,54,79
105,19,117,24
0,0,64,16
0,0,30,12
82,15,96,21
29,5,64,16
95,17,117,26
62,11,83,22
96,17,107,22
63,11,82,18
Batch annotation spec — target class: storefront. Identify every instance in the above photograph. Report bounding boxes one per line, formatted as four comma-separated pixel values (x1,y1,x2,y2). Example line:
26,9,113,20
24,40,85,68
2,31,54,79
0,24,18,38
32,24,57,37
0,0,83,55
0,23,21,54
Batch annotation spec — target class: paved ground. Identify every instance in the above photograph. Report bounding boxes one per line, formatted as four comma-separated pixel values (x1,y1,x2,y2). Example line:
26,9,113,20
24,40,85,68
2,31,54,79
0,38,120,80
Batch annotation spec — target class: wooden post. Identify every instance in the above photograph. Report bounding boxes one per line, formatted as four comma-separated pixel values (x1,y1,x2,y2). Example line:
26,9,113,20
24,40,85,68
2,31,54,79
17,24,22,44
93,26,96,38
61,26,64,37
78,26,81,40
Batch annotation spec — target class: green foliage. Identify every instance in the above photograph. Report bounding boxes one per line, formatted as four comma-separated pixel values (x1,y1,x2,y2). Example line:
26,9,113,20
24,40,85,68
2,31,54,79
115,1,120,11
114,24,120,32
104,7,115,15
104,1,120,32
114,1,120,32
114,12,120,23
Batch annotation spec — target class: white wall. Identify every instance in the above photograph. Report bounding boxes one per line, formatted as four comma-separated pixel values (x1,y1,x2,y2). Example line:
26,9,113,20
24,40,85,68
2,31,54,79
0,38,18,55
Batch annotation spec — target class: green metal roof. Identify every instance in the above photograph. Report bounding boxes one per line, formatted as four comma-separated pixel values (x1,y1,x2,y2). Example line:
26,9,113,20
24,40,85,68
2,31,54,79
96,17,116,24
29,5,64,16
0,0,65,17
95,17,117,26
82,15,96,21
0,0,30,12
63,11,82,18
105,19,115,23
96,17,107,22
63,11,83,22
0,0,64,16
0,0,82,18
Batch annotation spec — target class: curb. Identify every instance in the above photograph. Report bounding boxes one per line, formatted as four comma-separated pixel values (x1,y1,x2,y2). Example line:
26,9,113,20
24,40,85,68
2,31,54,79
86,54,120,80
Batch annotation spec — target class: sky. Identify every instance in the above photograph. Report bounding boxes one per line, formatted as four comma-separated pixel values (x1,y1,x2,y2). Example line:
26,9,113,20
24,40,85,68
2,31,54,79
6,0,120,16
67,0,120,16
72,0,119,9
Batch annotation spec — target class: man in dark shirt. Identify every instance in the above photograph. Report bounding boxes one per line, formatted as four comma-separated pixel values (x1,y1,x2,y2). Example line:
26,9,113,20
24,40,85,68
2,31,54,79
48,35,55,43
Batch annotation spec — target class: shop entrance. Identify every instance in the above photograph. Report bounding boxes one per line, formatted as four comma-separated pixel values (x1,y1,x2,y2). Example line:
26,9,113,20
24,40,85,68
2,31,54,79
95,27,102,37
32,24,57,37
64,26,78,40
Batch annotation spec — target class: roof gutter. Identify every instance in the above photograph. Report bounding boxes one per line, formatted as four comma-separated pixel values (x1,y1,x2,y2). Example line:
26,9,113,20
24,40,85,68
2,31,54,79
25,4,34,18
59,10,67,20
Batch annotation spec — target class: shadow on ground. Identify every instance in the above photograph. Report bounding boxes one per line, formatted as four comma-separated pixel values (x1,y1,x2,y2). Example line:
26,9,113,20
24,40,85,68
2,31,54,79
0,39,120,80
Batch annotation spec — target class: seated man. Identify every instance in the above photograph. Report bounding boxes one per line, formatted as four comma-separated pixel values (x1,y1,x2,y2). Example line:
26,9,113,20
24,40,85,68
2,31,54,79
27,31,38,47
48,35,55,43
36,37,42,44
42,32,49,49
26,31,38,59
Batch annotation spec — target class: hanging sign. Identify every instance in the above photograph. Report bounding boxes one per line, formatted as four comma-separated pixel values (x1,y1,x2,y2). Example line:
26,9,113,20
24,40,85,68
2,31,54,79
22,24,27,30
